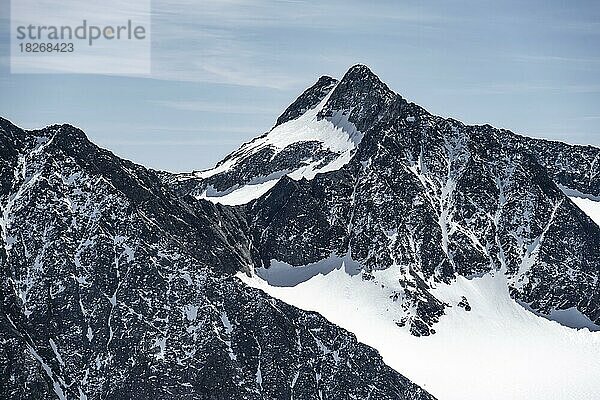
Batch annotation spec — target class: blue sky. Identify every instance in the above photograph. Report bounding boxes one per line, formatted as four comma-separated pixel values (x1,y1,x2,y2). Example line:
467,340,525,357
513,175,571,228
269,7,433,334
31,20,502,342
1,0,599,172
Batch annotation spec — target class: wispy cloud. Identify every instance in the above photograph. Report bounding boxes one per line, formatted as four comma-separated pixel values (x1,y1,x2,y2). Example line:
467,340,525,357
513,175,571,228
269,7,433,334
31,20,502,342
148,0,309,88
0,0,454,87
148,0,450,88
513,54,600,66
580,116,600,120
449,82,600,95
150,99,276,114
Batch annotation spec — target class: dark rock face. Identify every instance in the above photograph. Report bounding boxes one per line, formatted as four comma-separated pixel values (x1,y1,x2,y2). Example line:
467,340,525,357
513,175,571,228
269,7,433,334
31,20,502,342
199,141,339,194
518,135,600,197
318,65,399,133
173,65,600,336
276,75,338,127
0,118,434,400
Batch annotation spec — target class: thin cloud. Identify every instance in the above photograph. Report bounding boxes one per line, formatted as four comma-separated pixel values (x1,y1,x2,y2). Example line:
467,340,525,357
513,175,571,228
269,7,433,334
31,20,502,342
513,54,600,65
151,100,276,115
449,83,600,95
147,0,450,88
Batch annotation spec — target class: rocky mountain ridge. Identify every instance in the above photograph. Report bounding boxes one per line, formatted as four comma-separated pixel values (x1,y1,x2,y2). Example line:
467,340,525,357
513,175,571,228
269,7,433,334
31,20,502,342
0,117,434,400
172,64,600,336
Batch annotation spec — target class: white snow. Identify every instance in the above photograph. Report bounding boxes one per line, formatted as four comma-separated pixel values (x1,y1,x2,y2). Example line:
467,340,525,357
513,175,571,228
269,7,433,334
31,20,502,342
153,337,167,360
27,344,67,400
237,266,600,400
255,364,263,385
122,244,135,262
569,197,600,226
558,185,600,226
219,311,233,335
291,371,299,388
181,272,193,285
49,338,65,366
196,86,363,206
313,336,339,363
223,89,361,162
200,179,279,206
219,311,237,361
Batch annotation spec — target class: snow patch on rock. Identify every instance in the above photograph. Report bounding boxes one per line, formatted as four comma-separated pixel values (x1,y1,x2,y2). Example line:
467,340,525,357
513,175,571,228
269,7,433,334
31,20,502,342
569,196,600,226
196,86,363,205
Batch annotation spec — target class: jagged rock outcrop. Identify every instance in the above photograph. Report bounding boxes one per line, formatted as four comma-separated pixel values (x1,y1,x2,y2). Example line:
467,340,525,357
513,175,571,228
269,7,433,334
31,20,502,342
0,117,434,400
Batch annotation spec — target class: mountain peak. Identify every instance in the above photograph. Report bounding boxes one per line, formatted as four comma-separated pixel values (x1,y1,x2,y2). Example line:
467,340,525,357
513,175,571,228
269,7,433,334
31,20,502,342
343,63,380,80
316,74,338,85
275,75,338,126
318,64,398,132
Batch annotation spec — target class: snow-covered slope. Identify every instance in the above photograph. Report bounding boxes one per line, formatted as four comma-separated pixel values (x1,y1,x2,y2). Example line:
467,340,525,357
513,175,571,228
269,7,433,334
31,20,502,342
239,265,600,400
171,75,368,205
200,88,362,180
195,87,362,205
569,197,600,226
558,185,600,226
